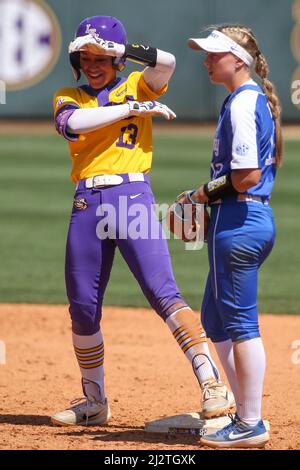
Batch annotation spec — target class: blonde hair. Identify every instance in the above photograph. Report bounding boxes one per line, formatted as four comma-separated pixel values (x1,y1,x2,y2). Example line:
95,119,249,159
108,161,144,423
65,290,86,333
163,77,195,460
215,24,283,167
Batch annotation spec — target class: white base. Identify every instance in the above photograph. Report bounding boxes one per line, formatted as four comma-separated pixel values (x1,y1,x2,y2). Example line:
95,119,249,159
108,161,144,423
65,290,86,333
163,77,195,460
144,412,270,437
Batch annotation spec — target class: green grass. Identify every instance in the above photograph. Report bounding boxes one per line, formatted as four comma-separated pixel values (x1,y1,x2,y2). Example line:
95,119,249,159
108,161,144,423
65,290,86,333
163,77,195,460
0,133,299,313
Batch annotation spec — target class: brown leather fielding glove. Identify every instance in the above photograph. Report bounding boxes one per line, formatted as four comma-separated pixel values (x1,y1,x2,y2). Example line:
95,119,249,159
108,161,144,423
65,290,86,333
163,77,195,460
166,191,210,243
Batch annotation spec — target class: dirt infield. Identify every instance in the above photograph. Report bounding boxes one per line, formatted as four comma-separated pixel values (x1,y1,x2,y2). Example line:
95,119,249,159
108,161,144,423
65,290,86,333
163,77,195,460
0,304,299,450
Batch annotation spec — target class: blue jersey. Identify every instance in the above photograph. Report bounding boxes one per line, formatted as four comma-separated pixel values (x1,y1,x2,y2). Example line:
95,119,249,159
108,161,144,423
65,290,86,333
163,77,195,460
211,80,276,199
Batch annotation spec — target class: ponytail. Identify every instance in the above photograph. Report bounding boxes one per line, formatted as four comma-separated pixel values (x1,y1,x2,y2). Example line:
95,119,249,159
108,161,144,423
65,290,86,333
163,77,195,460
255,52,283,167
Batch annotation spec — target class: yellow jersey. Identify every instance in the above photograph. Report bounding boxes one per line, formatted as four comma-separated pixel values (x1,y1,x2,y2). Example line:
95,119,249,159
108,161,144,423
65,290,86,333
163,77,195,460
53,72,167,183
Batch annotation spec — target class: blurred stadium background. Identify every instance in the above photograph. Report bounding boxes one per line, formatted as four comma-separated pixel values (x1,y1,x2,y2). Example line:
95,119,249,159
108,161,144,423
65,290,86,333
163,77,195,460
0,0,300,313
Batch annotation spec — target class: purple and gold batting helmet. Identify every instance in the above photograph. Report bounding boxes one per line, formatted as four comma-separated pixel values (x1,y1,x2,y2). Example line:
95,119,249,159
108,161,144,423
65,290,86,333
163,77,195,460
70,16,127,80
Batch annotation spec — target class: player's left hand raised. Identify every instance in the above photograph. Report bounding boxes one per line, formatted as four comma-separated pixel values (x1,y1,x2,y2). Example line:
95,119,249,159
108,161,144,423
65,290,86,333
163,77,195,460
128,101,176,120
69,34,125,57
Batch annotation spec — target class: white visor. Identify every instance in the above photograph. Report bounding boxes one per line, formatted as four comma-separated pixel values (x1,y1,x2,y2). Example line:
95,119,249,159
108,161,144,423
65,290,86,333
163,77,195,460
188,30,254,67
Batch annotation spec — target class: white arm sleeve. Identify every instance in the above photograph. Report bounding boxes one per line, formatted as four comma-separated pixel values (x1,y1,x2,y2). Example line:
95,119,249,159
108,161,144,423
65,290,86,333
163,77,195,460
143,49,176,92
67,104,130,134
230,90,261,170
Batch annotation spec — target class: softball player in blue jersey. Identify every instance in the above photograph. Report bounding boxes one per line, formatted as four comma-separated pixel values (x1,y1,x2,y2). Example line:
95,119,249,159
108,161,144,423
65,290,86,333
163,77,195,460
181,25,283,448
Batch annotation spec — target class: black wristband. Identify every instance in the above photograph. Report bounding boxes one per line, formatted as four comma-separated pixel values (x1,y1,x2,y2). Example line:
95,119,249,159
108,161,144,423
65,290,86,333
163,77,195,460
203,173,238,202
124,44,157,67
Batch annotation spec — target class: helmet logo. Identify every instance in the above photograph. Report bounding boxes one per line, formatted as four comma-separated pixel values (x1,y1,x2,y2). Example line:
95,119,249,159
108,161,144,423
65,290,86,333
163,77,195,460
85,24,99,39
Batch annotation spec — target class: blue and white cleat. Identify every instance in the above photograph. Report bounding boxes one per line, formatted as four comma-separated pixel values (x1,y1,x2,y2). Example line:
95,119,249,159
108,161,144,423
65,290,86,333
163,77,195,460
200,414,270,448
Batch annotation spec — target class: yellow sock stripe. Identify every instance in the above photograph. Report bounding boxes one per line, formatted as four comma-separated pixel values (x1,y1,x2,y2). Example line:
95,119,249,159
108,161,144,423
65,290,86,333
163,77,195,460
76,350,104,362
173,320,200,339
76,351,104,362
74,343,104,354
177,333,192,345
176,327,204,345
182,338,207,353
79,359,104,369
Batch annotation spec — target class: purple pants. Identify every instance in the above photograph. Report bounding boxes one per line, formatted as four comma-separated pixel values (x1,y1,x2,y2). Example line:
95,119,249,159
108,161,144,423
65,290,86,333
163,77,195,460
66,175,186,335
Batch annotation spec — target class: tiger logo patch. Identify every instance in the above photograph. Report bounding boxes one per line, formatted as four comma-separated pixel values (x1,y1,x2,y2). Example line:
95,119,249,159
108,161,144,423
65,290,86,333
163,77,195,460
74,198,88,210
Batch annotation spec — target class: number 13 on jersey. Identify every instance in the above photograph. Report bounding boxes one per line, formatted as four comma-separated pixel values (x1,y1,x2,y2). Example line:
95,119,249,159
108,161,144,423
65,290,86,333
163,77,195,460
116,124,138,149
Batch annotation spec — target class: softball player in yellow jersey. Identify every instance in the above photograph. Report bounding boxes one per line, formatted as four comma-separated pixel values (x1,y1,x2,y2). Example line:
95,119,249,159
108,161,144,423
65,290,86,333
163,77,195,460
51,16,234,427
54,70,161,181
